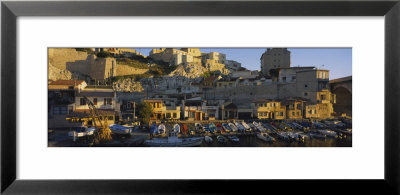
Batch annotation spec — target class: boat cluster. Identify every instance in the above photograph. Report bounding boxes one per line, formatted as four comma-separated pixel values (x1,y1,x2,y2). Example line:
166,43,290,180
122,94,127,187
148,118,351,145
68,124,135,141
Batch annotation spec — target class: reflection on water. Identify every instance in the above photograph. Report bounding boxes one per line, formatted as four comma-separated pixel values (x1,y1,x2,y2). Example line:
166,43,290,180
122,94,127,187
199,134,352,147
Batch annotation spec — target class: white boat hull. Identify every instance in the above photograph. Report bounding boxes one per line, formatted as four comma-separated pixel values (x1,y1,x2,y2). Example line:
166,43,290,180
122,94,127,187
144,137,203,147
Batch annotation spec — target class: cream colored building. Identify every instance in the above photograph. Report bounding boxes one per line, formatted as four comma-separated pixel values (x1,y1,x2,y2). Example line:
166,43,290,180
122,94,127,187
295,69,330,102
260,48,291,77
252,99,286,120
149,48,202,66
278,67,314,83
305,102,334,120
282,98,306,120
143,99,181,121
71,86,119,125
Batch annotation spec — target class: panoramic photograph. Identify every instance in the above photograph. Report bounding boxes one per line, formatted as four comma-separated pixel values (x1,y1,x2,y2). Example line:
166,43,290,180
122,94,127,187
48,47,352,147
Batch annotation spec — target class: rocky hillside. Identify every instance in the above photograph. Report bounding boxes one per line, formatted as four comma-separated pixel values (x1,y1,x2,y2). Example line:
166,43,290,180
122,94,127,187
48,62,88,81
169,62,230,78
169,62,209,78
113,78,144,92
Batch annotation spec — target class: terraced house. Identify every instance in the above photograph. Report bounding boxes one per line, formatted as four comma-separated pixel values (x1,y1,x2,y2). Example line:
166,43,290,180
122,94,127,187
252,99,286,120
282,98,307,120
143,99,181,122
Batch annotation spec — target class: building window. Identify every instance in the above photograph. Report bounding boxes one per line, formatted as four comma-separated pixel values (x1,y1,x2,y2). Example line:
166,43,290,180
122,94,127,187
93,98,97,105
305,84,308,88
292,111,295,115
282,77,286,81
173,113,177,118
104,98,112,105
53,106,67,115
166,113,171,118
321,95,326,100
80,98,86,105
127,103,131,108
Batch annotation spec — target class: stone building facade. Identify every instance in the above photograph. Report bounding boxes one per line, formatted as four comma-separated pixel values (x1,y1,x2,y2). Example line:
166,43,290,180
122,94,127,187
260,48,291,77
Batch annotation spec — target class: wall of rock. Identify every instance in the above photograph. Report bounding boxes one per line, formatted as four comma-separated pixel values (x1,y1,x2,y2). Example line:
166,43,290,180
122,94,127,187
116,64,148,76
48,48,88,69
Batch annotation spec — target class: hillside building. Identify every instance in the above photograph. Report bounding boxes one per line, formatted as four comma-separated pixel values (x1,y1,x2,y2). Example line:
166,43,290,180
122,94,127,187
260,48,291,77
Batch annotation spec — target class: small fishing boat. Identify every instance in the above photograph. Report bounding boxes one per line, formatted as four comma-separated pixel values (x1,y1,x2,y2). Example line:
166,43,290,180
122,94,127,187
208,123,217,133
181,124,188,135
228,123,238,132
248,123,257,131
277,131,290,141
195,123,203,133
222,123,231,132
158,124,166,134
228,135,240,142
257,133,275,142
234,122,246,132
241,122,251,132
68,126,96,141
253,121,265,132
204,136,213,143
187,124,196,135
339,129,352,135
309,132,326,139
144,131,203,147
203,123,211,133
215,123,224,133
150,123,159,135
318,130,337,138
217,135,228,143
109,124,132,135
173,124,181,133
294,132,309,142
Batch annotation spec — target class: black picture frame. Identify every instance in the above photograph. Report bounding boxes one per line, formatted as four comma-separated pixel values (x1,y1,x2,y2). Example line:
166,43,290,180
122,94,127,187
1,0,399,194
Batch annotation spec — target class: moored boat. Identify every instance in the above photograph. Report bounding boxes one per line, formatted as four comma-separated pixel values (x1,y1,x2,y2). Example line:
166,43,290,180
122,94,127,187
309,132,326,139
68,126,96,141
222,123,231,132
204,135,213,143
181,124,188,135
253,121,265,132
144,131,203,147
228,135,240,142
234,122,245,132
228,123,238,132
241,122,251,132
256,133,275,142
158,124,166,134
150,123,159,135
208,123,217,133
318,130,337,138
109,124,132,135
173,124,181,133
277,131,290,141
195,123,203,133
217,135,228,143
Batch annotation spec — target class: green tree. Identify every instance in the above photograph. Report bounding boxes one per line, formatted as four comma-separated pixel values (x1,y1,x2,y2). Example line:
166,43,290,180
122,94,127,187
137,102,153,126
201,71,211,78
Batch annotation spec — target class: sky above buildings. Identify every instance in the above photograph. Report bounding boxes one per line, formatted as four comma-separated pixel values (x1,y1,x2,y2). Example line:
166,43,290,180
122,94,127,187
133,48,352,80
